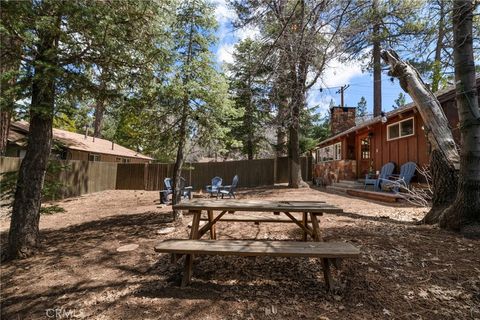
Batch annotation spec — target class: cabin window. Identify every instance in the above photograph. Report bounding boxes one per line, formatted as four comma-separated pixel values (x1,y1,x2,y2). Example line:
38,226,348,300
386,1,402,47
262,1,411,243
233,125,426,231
360,138,370,159
316,142,341,162
122,158,130,163
387,117,415,141
334,142,341,160
88,153,101,162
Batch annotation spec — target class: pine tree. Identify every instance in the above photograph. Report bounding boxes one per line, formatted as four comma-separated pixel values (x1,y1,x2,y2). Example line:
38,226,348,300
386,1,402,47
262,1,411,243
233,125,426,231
168,0,236,213
342,0,425,116
228,39,271,160
356,96,368,117
3,0,172,259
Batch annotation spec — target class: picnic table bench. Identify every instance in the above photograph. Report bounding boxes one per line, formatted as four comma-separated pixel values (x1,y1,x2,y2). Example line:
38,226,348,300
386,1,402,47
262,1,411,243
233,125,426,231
154,199,360,291
155,239,359,289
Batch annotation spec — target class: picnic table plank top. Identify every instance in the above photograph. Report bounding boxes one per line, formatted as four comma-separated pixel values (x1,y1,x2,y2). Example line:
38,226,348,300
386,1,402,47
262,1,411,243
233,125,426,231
173,199,343,213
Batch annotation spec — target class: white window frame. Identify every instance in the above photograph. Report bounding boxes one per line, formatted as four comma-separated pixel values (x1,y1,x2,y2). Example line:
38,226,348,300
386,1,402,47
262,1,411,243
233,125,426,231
316,142,342,162
386,117,415,141
88,153,101,162
333,142,341,160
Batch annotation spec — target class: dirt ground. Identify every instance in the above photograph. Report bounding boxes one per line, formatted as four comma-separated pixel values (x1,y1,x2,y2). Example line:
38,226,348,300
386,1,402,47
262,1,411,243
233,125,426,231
1,186,479,320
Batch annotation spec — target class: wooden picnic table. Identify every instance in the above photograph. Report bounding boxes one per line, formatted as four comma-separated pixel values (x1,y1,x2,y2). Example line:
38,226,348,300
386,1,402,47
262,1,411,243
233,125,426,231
164,199,352,289
173,199,343,242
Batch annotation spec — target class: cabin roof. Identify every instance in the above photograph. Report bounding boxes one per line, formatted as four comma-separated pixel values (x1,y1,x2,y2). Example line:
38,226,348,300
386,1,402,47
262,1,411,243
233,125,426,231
313,77,480,149
9,121,153,160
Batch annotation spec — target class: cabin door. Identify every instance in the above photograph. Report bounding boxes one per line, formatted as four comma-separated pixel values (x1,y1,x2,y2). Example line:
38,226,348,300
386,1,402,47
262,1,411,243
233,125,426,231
357,133,374,178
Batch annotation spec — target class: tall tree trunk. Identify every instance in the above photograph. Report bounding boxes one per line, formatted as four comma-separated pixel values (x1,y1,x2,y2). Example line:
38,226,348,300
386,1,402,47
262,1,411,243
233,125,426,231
431,0,446,92
439,0,480,236
381,49,460,224
372,0,382,117
93,98,105,138
172,107,187,219
288,95,303,188
0,112,11,155
276,122,288,157
7,20,59,259
275,54,289,157
171,7,195,219
245,83,254,160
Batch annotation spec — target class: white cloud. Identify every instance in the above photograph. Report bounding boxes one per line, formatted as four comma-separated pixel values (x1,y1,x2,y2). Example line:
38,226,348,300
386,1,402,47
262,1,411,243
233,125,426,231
212,0,236,25
319,58,364,88
235,25,260,41
217,43,235,64
307,92,336,115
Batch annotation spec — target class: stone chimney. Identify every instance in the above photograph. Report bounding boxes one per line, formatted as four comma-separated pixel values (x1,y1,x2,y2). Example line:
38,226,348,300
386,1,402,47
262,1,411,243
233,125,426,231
330,106,357,135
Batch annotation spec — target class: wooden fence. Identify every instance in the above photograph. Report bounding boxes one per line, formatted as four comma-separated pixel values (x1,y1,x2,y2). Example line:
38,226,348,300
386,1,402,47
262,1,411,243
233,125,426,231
0,157,117,198
116,156,312,191
1,156,312,197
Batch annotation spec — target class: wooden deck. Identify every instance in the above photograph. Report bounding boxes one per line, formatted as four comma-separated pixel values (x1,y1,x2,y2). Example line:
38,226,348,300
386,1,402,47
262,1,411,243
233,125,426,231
346,189,403,203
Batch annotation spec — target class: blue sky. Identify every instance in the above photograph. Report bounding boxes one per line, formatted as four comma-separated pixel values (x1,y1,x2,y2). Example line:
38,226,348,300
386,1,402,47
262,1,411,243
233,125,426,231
212,0,412,117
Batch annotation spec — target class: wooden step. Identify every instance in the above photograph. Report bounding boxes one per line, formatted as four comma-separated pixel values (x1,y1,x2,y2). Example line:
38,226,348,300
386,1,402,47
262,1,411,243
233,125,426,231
346,188,403,203
154,239,360,258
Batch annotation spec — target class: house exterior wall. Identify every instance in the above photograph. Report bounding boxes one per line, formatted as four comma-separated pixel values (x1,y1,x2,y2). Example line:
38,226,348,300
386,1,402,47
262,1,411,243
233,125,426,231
312,92,463,183
66,149,150,163
356,111,429,178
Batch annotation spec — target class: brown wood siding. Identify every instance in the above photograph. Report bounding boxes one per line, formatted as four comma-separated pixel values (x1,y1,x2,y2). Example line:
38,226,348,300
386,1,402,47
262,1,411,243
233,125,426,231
352,111,430,177
67,149,150,163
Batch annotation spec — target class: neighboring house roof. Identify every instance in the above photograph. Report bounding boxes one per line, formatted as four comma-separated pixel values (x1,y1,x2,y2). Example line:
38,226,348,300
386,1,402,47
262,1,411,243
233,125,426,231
9,121,153,160
313,77,480,149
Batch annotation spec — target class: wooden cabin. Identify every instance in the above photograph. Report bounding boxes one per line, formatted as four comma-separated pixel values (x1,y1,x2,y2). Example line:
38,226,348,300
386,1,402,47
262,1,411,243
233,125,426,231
6,121,152,163
312,80,478,184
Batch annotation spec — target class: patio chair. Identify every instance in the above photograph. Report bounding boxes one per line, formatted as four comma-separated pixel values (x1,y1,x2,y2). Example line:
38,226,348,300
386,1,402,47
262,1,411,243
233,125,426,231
380,161,416,193
364,162,395,191
160,177,192,204
219,175,239,199
206,176,222,198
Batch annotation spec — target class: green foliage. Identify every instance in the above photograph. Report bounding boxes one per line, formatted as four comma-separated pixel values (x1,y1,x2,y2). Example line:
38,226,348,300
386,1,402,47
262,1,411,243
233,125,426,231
393,92,406,109
0,161,70,214
299,107,330,154
356,96,368,117
342,0,427,69
227,38,271,159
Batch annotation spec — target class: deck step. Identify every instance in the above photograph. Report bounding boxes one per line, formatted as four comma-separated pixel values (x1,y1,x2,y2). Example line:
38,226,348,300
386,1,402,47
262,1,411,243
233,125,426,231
326,185,349,193
346,189,403,203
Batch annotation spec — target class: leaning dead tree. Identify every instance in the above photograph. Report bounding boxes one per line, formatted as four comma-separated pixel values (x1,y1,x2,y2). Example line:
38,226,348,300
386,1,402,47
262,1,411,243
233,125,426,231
381,49,460,224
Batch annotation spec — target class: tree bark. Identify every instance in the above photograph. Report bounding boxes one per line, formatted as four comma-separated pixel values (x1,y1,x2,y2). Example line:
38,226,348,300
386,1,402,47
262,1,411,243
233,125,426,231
381,49,460,224
431,0,446,92
0,112,11,155
93,98,105,138
7,18,59,259
288,96,303,188
372,0,382,117
439,0,480,236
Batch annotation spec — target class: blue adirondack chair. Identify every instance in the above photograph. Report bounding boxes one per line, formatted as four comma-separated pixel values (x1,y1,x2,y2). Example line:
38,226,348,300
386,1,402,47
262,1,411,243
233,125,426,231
160,177,192,204
220,175,239,199
206,176,222,198
380,161,416,193
364,162,395,191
